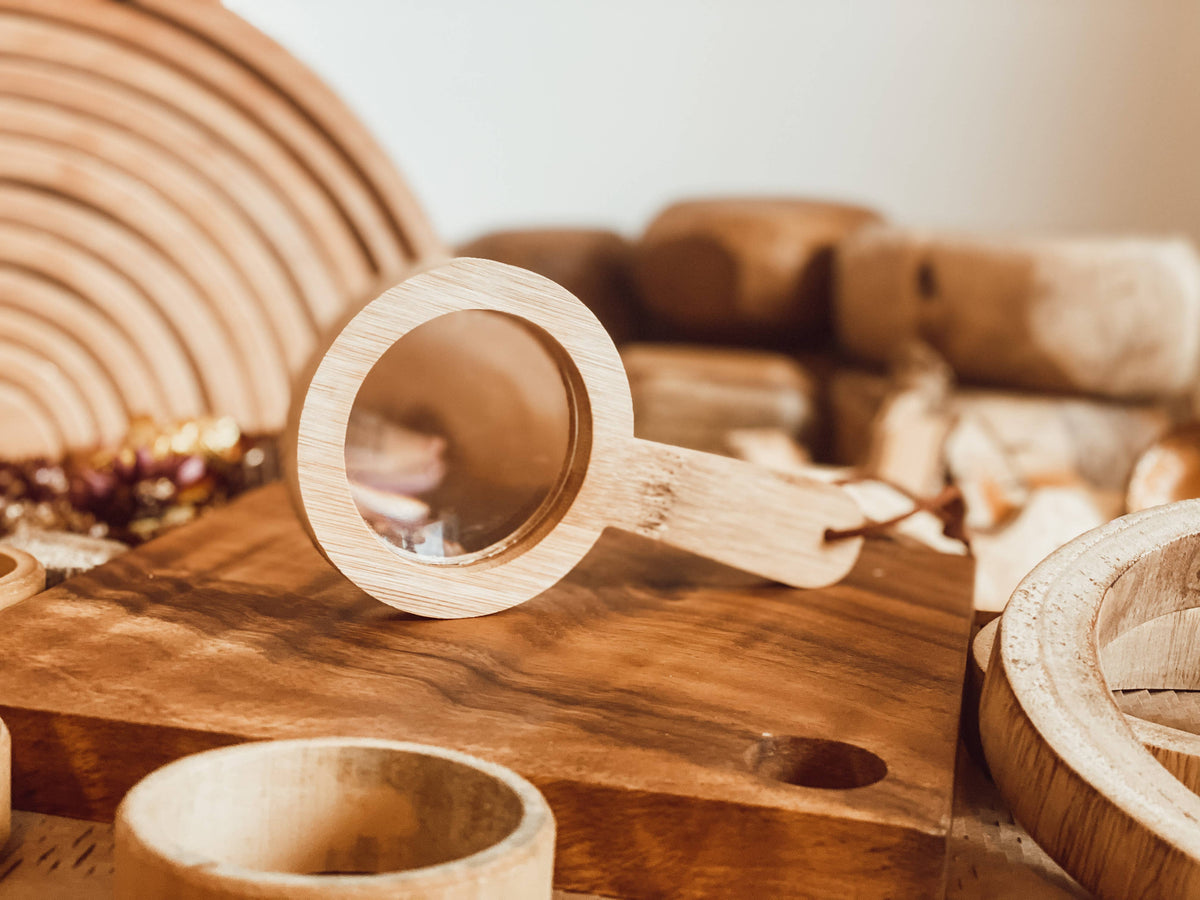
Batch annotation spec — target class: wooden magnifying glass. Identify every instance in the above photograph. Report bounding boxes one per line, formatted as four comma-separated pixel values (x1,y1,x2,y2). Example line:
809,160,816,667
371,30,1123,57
288,258,863,618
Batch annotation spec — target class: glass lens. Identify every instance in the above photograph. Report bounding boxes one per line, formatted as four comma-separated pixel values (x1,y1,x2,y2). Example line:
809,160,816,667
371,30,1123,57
345,310,572,561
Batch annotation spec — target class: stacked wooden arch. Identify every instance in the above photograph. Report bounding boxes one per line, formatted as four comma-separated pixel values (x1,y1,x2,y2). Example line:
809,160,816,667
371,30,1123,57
0,0,443,458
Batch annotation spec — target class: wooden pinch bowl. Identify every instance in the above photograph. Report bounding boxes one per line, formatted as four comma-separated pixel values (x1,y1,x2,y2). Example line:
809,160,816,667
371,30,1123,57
114,738,555,899
980,499,1200,898
0,544,45,610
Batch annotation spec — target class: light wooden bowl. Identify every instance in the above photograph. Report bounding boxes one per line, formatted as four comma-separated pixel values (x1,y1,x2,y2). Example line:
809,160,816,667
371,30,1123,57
0,545,45,611
980,499,1200,898
114,738,555,899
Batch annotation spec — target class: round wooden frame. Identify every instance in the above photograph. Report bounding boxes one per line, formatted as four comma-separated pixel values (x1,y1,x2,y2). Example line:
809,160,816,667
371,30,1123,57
980,500,1200,898
0,545,45,611
114,737,554,899
292,258,863,618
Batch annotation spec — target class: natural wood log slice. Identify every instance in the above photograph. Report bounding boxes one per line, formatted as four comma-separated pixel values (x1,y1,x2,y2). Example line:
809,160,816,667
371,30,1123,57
634,198,880,345
458,229,642,345
836,226,1200,399
1126,422,1200,512
829,369,1170,490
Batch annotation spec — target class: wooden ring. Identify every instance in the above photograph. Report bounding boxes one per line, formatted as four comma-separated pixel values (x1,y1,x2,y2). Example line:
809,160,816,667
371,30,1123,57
0,717,9,852
114,738,555,899
980,499,1200,898
290,258,863,618
972,615,1200,793
0,545,46,611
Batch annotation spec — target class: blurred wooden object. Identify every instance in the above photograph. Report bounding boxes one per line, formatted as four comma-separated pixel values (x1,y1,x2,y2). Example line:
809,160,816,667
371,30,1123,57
830,368,1170,488
458,229,641,345
836,227,1200,399
0,0,442,455
0,717,8,853
980,501,1200,898
1127,422,1200,512
634,198,880,345
0,482,974,898
0,546,44,611
622,344,817,455
115,739,555,899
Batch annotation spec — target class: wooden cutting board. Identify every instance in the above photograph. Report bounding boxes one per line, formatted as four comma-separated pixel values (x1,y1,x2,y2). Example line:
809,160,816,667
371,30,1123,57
0,484,973,898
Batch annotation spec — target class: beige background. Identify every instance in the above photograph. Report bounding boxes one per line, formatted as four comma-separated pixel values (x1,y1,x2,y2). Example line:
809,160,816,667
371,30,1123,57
229,1,1200,245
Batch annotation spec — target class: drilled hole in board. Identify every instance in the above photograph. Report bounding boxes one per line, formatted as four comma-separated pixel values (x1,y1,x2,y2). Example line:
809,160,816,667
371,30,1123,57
745,734,887,789
916,260,938,300
0,552,15,579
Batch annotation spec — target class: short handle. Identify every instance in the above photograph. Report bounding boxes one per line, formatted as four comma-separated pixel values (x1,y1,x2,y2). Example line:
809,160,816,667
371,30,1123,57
609,439,864,588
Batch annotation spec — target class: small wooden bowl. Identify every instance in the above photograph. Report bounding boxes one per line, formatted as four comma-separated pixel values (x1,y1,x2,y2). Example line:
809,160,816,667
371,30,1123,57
0,545,45,611
980,500,1200,898
114,738,555,899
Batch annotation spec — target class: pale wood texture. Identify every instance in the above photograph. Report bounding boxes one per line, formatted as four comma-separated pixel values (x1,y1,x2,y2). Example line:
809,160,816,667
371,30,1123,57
0,0,441,453
0,482,974,898
114,739,554,899
836,226,1200,399
457,229,642,345
980,500,1200,898
830,369,1171,482
1,718,8,853
634,198,880,345
971,616,1200,794
622,343,817,455
291,259,863,617
0,546,45,611
1126,422,1200,512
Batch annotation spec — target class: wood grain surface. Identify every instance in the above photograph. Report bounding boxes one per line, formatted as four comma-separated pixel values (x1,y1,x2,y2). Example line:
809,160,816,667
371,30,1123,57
0,483,973,899
0,0,442,451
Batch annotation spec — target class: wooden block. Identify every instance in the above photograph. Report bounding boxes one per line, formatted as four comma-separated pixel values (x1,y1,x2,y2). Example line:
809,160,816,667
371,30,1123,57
458,229,642,345
836,227,1200,399
634,198,880,345
622,343,817,454
0,483,974,899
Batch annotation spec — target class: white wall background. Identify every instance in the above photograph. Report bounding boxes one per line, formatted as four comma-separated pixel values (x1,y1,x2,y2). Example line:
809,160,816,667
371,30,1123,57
228,1,1200,246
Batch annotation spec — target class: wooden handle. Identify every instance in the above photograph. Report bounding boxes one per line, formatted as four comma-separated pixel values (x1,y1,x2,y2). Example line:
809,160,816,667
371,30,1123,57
610,438,863,588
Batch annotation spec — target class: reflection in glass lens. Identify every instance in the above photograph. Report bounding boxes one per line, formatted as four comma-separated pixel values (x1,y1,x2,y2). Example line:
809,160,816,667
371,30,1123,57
345,310,572,560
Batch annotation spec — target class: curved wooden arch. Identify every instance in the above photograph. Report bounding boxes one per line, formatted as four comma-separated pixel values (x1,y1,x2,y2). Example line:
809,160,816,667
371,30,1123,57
0,306,128,444
0,56,354,311
0,341,98,447
0,134,289,424
136,0,444,262
0,99,317,367
0,381,64,458
0,185,255,419
0,224,208,420
0,23,373,292
981,501,1200,898
0,0,438,454
0,70,342,323
0,0,413,275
